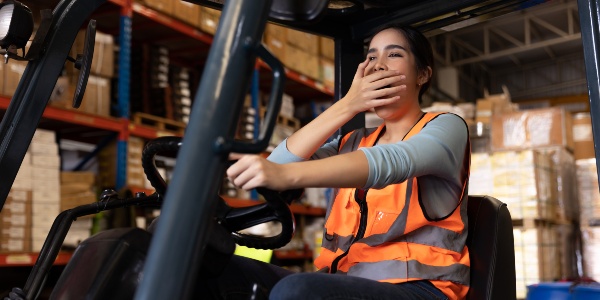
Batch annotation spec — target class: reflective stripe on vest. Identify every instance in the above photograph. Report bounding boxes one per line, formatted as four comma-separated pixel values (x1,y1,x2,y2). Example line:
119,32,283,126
315,112,471,289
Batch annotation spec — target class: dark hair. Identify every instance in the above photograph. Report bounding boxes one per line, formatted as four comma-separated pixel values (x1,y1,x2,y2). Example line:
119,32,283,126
367,24,434,103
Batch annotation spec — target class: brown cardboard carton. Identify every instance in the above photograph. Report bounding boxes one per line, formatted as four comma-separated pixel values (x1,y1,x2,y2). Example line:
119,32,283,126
137,0,174,15
491,107,574,152
572,112,596,160
0,58,4,96
79,75,111,117
263,24,287,60
285,29,319,55
319,36,334,60
3,60,27,97
283,45,319,80
319,58,334,89
71,30,115,78
173,0,200,27
199,7,221,35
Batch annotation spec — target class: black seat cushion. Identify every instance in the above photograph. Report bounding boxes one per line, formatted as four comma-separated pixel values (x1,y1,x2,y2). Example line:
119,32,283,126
466,195,517,300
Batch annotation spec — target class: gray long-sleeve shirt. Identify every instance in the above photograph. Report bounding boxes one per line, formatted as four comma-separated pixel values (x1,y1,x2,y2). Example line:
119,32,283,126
268,113,469,219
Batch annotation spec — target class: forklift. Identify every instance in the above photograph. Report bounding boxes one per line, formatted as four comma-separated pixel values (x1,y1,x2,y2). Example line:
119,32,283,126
0,0,598,299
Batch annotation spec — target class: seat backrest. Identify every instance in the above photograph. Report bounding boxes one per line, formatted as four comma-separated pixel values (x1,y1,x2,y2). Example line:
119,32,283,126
466,195,517,300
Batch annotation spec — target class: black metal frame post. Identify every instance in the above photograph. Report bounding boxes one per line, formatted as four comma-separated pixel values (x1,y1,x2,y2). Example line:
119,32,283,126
134,1,273,299
336,35,366,135
0,0,108,211
578,0,600,181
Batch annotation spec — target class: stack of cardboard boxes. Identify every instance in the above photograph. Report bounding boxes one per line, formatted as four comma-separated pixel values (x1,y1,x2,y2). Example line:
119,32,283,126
470,91,582,298
47,29,115,118
572,112,600,282
98,136,152,190
263,23,335,88
0,129,62,253
30,129,62,252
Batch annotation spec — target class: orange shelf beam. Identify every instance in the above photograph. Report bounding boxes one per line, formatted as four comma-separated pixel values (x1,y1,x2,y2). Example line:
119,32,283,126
132,3,213,44
0,252,72,267
0,97,124,132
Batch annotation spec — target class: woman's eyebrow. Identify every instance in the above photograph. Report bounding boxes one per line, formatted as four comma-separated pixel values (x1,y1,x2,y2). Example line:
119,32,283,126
367,44,407,54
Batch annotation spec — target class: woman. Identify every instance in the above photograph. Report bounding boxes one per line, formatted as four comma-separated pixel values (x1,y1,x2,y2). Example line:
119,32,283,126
220,24,470,300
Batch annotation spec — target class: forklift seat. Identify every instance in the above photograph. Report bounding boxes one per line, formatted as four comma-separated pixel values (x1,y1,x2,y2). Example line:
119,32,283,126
466,195,517,300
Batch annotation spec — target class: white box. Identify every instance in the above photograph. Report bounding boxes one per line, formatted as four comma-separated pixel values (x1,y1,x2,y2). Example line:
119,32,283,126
30,141,59,156
31,155,60,168
1,226,28,239
33,129,56,143
32,166,61,180
32,214,56,229
33,189,61,202
32,202,60,215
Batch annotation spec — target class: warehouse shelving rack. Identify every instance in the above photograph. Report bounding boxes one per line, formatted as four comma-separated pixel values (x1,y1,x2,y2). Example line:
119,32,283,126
0,0,598,299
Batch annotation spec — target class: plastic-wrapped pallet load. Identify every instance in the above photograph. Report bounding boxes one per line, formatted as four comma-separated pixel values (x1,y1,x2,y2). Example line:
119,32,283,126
513,223,561,299
575,158,600,281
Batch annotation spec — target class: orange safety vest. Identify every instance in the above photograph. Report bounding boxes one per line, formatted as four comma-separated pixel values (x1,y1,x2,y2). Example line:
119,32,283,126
314,112,471,299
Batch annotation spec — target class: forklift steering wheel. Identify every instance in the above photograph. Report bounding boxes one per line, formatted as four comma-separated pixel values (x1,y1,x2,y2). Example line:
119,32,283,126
141,136,302,249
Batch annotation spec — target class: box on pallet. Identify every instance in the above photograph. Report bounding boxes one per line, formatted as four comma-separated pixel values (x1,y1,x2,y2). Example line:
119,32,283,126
491,107,574,152
470,147,578,222
514,223,564,299
572,113,595,160
576,159,600,226
581,226,600,281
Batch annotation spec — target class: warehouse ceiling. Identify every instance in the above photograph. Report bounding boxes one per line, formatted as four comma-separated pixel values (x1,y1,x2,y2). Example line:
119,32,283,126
428,0,581,69
424,0,585,102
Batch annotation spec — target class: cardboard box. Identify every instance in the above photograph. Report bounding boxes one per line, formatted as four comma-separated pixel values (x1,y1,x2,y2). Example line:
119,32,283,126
319,58,334,89
31,154,61,168
173,0,200,27
7,190,32,202
61,171,96,184
285,29,319,55
491,107,574,152
199,7,221,35
263,24,287,61
0,238,31,253
572,112,595,160
4,60,27,97
138,0,174,15
283,44,320,80
1,226,30,240
33,129,57,143
319,36,334,60
0,57,4,96
79,75,111,117
475,99,493,124
71,30,115,78
30,141,59,156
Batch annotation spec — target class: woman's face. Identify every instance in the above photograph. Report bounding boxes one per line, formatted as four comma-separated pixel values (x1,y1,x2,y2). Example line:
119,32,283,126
365,28,426,117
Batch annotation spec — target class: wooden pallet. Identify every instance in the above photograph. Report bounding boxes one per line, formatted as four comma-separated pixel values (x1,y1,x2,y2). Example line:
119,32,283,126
132,112,186,134
277,114,300,130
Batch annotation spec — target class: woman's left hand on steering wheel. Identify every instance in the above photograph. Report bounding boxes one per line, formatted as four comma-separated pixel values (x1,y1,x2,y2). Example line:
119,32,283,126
226,154,291,191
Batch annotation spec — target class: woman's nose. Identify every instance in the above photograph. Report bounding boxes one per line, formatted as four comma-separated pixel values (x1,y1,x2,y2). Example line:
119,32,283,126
373,61,387,72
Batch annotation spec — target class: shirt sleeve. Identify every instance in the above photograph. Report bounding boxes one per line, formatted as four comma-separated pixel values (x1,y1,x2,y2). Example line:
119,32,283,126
358,114,468,189
267,136,343,164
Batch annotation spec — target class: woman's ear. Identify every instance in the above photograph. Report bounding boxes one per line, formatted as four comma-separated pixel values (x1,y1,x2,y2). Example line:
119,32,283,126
418,66,433,85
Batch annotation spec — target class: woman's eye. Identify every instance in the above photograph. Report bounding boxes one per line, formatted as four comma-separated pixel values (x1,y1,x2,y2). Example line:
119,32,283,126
367,56,376,61
389,53,402,57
